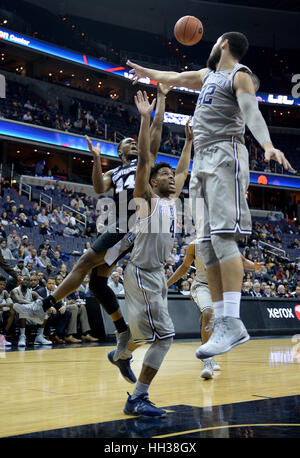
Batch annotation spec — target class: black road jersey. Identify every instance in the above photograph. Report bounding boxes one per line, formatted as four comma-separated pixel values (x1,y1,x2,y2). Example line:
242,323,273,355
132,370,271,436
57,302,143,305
109,158,138,232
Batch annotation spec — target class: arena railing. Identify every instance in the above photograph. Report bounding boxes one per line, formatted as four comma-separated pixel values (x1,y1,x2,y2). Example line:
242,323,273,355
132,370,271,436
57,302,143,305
39,192,53,211
62,204,87,228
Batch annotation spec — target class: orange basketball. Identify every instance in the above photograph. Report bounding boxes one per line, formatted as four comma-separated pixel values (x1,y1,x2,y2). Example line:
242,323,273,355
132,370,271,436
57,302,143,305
174,16,204,46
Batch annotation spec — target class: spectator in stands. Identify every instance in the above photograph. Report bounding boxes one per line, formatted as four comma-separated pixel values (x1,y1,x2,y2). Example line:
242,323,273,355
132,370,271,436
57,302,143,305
58,263,68,280
51,250,63,271
37,271,47,288
37,208,49,225
39,277,72,344
170,247,180,263
79,275,91,296
18,212,32,228
291,286,300,298
63,222,80,237
65,287,98,343
23,111,33,122
0,224,6,240
30,272,41,292
108,271,124,296
71,195,85,209
1,211,9,226
38,248,50,267
242,281,251,296
276,284,288,298
263,284,273,297
8,205,18,222
180,281,191,296
35,161,45,177
83,242,91,253
115,267,124,285
14,259,30,278
0,239,15,260
3,196,12,212
7,233,20,258
0,275,15,346
59,211,69,225
11,275,51,347
250,282,263,297
24,100,34,111
24,249,46,269
55,274,63,286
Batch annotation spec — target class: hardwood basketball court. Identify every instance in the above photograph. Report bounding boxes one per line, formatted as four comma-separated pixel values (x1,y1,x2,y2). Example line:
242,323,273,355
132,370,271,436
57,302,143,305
1,336,300,439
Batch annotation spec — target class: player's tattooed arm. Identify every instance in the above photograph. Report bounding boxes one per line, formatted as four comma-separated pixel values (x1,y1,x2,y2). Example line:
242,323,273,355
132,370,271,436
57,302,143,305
86,136,113,193
173,117,193,198
149,83,171,166
133,91,156,205
127,60,208,90
167,243,195,288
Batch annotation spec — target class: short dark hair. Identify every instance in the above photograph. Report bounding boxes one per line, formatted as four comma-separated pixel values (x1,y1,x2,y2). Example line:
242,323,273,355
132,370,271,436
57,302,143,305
221,32,249,61
0,275,6,283
149,162,172,183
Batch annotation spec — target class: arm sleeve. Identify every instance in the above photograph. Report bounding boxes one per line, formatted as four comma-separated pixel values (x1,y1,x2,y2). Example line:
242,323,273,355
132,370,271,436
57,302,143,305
237,93,271,148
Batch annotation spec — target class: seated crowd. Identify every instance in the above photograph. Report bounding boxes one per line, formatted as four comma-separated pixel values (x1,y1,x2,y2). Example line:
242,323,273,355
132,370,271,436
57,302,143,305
0,181,300,348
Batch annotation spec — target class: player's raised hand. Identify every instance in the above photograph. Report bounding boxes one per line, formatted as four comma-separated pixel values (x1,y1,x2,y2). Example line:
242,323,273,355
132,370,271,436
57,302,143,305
134,90,156,117
253,260,264,274
264,146,294,172
127,60,149,85
185,117,193,142
86,136,101,159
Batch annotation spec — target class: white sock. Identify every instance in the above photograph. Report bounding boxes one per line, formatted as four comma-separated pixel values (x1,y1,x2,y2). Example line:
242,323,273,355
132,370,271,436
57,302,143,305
223,291,241,318
132,381,149,400
213,300,224,318
37,328,44,336
20,328,25,336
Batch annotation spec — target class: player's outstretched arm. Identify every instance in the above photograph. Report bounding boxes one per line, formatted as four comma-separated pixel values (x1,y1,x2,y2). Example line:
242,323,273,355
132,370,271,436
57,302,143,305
167,243,195,288
133,90,156,200
149,83,171,166
241,254,264,273
127,60,208,91
234,72,294,172
86,136,113,193
173,117,193,198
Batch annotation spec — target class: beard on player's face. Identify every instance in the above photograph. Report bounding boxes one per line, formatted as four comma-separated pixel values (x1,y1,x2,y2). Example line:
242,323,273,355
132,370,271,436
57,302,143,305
206,44,222,71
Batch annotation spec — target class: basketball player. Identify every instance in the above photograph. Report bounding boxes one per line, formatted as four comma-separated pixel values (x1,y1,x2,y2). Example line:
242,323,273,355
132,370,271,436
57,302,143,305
13,83,170,361
126,32,293,358
167,241,264,379
108,90,193,417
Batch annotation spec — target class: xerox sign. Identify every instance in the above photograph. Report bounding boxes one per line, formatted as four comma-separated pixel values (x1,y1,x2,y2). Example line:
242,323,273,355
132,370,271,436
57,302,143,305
240,299,300,334
267,307,295,319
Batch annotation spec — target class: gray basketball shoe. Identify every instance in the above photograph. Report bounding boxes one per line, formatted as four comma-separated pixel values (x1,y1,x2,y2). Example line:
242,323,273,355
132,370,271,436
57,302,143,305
196,316,249,359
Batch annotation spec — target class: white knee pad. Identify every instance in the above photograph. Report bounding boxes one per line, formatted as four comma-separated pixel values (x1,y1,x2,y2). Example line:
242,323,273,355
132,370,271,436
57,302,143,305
199,241,219,268
211,234,241,263
143,337,173,371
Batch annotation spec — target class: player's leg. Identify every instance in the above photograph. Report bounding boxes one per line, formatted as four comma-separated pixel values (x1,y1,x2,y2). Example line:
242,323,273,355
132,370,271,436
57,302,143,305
191,282,220,379
124,337,173,417
89,263,131,359
195,141,251,359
